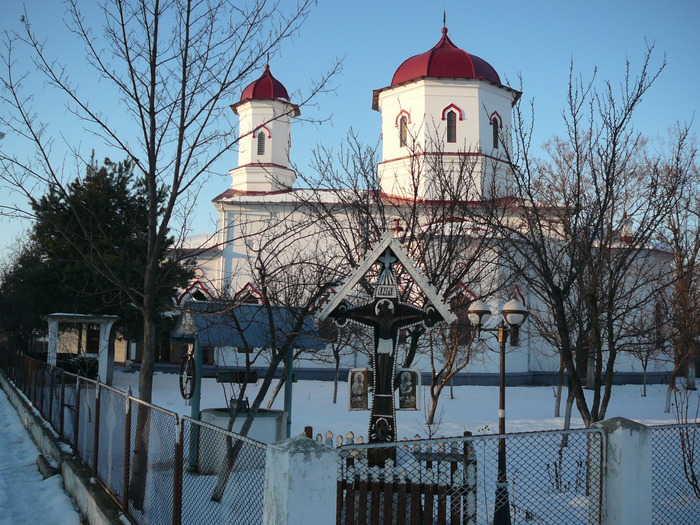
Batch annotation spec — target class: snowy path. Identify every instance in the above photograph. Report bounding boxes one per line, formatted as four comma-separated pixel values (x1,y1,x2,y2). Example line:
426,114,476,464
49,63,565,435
0,390,81,525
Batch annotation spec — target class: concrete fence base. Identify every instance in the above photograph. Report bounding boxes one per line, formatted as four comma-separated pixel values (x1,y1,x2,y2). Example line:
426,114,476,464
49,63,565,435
262,435,338,525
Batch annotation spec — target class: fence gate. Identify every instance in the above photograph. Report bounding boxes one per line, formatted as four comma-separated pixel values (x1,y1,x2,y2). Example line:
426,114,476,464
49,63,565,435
337,438,477,525
336,428,605,525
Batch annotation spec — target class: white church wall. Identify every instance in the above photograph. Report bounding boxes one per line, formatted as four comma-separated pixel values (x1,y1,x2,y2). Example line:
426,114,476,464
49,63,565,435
236,99,293,168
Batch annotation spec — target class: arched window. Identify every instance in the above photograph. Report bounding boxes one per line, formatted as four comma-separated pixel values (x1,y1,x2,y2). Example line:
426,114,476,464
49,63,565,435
491,116,500,149
446,111,457,143
257,130,266,155
399,116,408,147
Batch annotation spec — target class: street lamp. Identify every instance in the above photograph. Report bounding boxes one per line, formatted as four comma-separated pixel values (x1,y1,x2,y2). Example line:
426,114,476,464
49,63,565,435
467,297,528,525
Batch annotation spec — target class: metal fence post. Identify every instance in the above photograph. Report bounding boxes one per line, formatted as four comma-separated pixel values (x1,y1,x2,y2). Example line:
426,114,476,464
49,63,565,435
32,359,37,403
38,362,45,416
123,386,132,511
74,376,81,451
59,371,66,437
93,380,101,474
462,431,477,525
173,419,183,525
48,366,55,424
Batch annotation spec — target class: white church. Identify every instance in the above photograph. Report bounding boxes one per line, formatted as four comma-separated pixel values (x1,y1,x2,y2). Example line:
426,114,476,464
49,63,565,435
177,26,668,384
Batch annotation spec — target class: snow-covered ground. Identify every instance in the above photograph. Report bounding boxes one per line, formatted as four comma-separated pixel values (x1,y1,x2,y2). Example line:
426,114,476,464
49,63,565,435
112,368,687,439
0,390,81,525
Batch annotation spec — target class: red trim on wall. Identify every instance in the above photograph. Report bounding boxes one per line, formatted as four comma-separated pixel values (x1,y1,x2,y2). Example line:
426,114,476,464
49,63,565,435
441,104,464,121
489,111,502,125
254,124,272,138
394,110,412,127
176,280,213,305
234,282,265,304
380,192,518,207
512,285,526,306
447,282,478,301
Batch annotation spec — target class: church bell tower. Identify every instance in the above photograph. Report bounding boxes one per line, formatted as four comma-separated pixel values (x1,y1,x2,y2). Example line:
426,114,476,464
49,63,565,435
229,65,300,192
372,27,521,200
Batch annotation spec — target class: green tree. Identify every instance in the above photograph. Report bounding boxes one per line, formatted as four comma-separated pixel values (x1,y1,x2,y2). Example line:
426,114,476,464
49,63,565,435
0,242,63,352
30,156,192,344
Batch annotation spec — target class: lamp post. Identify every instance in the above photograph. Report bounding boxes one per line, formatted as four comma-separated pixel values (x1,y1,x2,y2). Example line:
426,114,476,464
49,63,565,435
467,297,528,525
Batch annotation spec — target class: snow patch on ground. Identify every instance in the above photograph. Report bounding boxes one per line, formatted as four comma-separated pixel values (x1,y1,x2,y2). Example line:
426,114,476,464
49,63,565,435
0,390,81,525
112,369,684,439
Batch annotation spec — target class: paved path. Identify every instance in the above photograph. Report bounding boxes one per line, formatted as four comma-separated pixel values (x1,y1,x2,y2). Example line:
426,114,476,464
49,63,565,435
0,390,81,524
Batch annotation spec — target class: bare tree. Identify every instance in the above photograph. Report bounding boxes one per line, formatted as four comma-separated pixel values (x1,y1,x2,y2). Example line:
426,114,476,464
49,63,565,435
192,199,343,501
0,0,340,510
621,301,669,397
654,126,700,409
492,47,682,427
0,0,337,405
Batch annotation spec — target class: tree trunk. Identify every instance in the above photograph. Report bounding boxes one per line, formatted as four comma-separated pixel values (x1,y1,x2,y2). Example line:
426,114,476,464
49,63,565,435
129,308,157,510
265,373,285,410
426,382,443,427
560,389,575,447
332,359,340,404
554,359,565,417
687,361,697,391
665,384,674,413
586,347,595,390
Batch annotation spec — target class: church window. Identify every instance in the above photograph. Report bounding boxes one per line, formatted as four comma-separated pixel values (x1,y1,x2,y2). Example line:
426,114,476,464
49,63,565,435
257,130,266,155
446,111,457,143
491,116,500,149
399,116,408,147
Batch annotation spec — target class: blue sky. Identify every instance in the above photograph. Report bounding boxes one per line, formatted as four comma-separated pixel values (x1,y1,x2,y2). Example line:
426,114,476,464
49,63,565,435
1,0,699,256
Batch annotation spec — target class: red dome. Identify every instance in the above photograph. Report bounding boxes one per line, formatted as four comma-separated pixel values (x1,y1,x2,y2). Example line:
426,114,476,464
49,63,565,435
391,28,501,86
239,65,290,102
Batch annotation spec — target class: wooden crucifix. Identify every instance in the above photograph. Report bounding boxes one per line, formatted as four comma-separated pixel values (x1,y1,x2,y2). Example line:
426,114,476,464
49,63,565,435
318,234,455,464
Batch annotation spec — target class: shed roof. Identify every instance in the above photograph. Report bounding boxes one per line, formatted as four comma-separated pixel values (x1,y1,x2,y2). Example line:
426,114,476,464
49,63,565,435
172,302,324,350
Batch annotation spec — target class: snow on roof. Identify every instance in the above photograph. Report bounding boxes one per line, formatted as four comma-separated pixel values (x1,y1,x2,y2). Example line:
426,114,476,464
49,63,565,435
179,232,219,251
212,187,357,205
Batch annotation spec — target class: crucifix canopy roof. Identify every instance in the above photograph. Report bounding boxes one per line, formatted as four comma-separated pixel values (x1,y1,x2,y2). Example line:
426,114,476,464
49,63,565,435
172,302,323,350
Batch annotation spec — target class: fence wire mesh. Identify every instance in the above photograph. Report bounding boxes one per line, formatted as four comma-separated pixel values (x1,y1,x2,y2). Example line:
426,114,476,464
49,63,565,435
336,428,604,525
651,423,700,523
76,377,97,468
127,399,179,525
180,416,267,525
62,374,78,446
96,384,128,504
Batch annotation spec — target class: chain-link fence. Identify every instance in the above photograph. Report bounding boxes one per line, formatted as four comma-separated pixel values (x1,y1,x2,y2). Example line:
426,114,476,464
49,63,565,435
0,351,268,525
127,398,180,525
337,428,604,525
651,423,700,523
180,416,268,524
